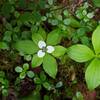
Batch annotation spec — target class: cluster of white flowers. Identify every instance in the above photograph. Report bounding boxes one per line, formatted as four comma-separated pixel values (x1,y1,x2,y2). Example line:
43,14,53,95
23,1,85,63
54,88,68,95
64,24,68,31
37,40,55,58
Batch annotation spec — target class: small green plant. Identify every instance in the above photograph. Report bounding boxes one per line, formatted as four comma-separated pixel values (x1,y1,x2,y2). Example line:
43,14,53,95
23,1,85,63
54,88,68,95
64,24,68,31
72,91,84,100
75,2,94,22
71,27,90,45
34,71,52,91
15,27,67,79
0,71,9,96
67,25,100,90
34,71,63,91
15,63,35,79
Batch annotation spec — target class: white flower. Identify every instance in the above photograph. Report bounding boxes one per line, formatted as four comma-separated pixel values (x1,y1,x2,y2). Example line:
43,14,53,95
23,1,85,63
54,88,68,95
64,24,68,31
37,50,45,58
37,40,55,58
38,40,46,49
47,46,55,53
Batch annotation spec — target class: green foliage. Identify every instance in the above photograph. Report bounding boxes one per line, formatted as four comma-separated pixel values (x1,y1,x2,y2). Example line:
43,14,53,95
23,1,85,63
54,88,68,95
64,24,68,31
52,46,67,58
68,44,94,62
75,2,94,22
73,91,84,100
92,0,100,7
68,25,100,90
32,54,43,68
0,0,99,99
15,63,35,79
15,28,66,79
15,40,39,54
1,2,14,17
63,17,81,28
0,71,9,96
85,58,100,90
34,71,52,91
46,29,62,45
0,42,9,50
19,91,41,100
92,25,100,54
43,54,57,79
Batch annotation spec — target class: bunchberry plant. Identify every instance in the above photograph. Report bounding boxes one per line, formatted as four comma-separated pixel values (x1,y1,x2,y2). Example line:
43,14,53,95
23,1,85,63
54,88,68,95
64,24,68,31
34,71,63,91
15,27,67,78
73,91,84,100
15,63,35,79
67,25,100,90
75,2,94,22
0,71,9,96
34,71,52,91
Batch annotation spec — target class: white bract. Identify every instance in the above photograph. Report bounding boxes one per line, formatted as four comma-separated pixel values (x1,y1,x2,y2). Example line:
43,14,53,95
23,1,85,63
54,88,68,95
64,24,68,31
37,50,45,58
47,46,55,53
38,41,46,49
37,40,55,58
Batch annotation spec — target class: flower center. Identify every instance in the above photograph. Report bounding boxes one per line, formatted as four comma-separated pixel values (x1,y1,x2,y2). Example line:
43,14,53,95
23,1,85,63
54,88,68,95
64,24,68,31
37,40,55,58
42,46,47,52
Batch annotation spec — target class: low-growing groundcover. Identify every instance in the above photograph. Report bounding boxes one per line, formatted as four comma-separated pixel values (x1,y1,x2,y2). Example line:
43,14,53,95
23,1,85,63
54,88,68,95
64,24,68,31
0,0,100,100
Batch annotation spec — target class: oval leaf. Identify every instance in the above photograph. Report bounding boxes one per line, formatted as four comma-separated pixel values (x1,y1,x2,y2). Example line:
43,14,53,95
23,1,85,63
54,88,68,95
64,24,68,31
32,33,44,45
46,29,62,45
0,42,9,50
92,25,100,54
85,58,100,90
32,54,43,68
27,71,35,78
67,44,94,62
15,66,23,73
15,40,38,54
38,27,46,40
43,54,57,79
52,46,67,58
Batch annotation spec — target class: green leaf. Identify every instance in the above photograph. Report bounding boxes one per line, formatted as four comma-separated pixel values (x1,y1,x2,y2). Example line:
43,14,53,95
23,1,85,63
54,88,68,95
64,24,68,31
27,71,35,78
15,40,38,54
24,55,32,61
55,81,63,88
52,46,67,58
15,66,23,73
67,44,94,62
19,12,32,23
40,71,46,82
2,89,8,96
46,29,62,45
3,31,12,42
48,0,53,5
34,77,42,84
85,58,100,90
63,17,80,28
0,42,9,50
19,91,41,100
1,2,13,17
43,82,51,90
44,95,50,100
32,33,44,45
38,27,46,40
32,11,41,22
92,25,100,54
43,54,57,79
20,72,26,79
32,54,43,68
5,23,13,31
0,71,5,78
92,0,100,7
23,63,29,71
